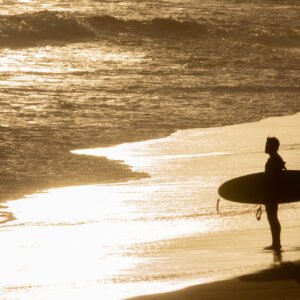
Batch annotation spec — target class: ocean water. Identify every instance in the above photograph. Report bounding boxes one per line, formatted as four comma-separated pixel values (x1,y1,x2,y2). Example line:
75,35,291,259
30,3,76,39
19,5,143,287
1,0,300,201
0,1,300,299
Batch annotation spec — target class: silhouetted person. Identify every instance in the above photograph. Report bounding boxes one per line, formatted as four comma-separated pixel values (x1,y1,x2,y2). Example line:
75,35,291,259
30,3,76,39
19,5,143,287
264,137,286,251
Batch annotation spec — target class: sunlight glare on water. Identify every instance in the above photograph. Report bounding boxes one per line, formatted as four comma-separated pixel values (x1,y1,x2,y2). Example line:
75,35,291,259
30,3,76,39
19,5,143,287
0,44,142,75
0,181,218,299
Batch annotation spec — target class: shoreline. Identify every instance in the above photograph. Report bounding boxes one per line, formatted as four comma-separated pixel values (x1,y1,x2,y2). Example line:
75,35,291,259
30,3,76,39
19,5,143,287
1,112,299,205
1,112,300,227
0,112,299,299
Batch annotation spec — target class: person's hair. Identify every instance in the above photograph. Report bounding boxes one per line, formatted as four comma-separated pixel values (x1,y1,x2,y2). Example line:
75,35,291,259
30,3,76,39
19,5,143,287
266,137,280,152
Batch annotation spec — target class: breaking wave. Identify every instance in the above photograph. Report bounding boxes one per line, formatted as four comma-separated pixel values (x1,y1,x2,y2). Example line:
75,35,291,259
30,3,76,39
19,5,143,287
1,10,299,48
0,11,94,47
87,15,210,37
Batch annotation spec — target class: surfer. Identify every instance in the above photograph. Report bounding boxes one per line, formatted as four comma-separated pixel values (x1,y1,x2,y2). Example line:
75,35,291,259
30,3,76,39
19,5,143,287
264,137,286,251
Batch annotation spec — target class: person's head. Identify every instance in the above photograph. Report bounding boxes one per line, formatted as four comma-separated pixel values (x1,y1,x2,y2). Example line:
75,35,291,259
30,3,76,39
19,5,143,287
265,137,280,155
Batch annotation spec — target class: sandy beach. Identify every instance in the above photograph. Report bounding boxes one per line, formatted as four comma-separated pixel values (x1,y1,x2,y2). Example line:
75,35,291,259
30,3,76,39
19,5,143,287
130,220,300,300
0,113,299,299
131,260,300,300
127,114,300,300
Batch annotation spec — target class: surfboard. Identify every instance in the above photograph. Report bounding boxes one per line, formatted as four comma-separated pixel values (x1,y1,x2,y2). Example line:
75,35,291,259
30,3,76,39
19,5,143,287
218,170,300,204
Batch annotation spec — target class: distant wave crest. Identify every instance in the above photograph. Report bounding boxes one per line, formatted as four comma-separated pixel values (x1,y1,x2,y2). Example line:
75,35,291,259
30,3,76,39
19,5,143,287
1,11,299,48
236,27,300,48
0,11,94,47
89,15,300,47
88,15,209,37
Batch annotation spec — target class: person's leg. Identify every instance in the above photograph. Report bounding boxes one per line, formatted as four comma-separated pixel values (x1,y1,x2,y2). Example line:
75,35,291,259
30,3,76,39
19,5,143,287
265,202,281,249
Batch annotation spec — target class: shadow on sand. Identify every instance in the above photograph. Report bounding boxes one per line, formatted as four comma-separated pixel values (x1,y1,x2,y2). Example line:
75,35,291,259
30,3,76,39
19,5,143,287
238,261,300,284
240,260,300,284
130,259,300,300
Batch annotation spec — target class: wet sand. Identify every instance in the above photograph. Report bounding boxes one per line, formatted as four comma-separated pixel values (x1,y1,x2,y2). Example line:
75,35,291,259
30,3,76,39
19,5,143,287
130,226,300,300
131,263,300,300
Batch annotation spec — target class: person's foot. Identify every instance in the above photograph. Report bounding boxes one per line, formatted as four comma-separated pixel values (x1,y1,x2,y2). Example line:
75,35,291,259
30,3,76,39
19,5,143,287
264,244,282,251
